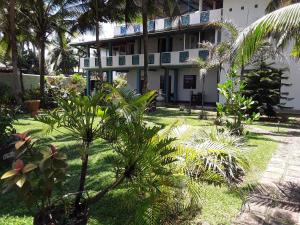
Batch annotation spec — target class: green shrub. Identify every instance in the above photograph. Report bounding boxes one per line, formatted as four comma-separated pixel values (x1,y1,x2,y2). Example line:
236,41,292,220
217,67,260,135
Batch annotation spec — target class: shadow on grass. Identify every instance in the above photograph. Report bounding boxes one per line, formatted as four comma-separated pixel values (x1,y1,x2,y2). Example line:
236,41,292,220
246,133,286,144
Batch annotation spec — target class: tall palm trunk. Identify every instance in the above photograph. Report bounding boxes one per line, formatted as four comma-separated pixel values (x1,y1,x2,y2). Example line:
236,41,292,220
95,21,103,82
9,0,21,99
39,40,46,99
142,0,149,93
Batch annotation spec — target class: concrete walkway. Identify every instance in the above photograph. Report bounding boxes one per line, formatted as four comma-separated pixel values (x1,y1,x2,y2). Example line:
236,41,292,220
235,127,300,225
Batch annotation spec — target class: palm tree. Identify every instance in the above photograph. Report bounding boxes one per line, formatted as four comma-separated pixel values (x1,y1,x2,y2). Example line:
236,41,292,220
234,3,300,66
72,0,128,81
19,0,75,98
195,22,238,118
266,0,300,12
49,31,77,75
0,0,22,98
124,0,181,93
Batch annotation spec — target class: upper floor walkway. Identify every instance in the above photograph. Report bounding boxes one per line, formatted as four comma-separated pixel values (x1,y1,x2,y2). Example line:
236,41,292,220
113,8,223,37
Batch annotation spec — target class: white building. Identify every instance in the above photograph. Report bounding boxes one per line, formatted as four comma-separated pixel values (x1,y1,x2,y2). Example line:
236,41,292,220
74,0,300,111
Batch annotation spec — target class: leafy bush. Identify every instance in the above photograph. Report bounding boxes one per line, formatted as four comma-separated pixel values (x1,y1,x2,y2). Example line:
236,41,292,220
0,84,18,165
217,67,260,135
46,73,85,96
0,132,67,224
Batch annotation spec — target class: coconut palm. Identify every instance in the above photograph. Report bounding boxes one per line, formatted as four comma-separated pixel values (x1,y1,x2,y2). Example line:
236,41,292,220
195,21,238,118
49,31,77,75
19,0,76,98
0,0,22,98
234,3,300,66
266,0,300,12
123,0,181,93
71,0,131,81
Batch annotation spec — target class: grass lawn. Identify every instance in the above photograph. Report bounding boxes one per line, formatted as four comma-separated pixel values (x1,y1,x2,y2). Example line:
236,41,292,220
0,108,279,225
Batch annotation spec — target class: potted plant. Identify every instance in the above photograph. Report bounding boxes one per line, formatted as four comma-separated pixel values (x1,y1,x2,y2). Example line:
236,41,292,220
23,88,41,117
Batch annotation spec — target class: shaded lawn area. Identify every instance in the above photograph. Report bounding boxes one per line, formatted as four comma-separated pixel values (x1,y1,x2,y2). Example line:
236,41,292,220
0,108,279,225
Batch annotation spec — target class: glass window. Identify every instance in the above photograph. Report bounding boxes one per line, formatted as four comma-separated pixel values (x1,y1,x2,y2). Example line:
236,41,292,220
183,75,196,89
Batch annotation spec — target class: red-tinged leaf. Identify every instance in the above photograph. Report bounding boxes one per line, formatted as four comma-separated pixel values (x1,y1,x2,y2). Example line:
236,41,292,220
13,160,25,172
16,176,26,188
1,170,18,179
22,164,37,173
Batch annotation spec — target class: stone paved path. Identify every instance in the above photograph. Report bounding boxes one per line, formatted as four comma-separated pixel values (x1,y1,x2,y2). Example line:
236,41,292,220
235,127,300,225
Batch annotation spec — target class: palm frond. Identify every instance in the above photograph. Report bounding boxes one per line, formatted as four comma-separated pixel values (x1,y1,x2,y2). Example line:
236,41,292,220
234,3,300,65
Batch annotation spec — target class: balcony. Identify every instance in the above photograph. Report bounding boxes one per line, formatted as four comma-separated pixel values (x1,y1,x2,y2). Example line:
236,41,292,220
80,49,209,70
113,9,223,37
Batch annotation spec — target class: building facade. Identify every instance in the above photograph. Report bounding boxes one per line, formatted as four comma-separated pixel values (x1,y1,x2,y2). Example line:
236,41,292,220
74,0,300,111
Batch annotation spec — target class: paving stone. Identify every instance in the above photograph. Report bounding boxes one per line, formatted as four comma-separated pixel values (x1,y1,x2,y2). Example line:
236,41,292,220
235,126,300,225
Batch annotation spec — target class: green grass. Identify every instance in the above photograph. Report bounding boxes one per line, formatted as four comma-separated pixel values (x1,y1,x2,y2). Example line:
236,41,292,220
0,108,281,225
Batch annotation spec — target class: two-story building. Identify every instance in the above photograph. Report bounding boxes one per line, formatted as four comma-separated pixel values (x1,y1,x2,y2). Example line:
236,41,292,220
72,0,300,111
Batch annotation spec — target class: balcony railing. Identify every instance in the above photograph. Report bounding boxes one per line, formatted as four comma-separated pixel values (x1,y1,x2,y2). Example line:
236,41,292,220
80,49,209,70
113,8,222,37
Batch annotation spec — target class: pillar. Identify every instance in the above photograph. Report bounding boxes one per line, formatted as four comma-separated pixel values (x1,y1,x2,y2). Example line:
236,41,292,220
174,69,179,102
107,71,113,84
136,69,141,94
199,0,203,11
108,42,113,56
215,28,219,44
183,33,186,50
86,45,91,96
108,42,113,84
164,68,170,103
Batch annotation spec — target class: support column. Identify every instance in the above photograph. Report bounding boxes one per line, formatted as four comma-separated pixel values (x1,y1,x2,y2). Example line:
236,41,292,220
174,69,179,102
199,0,203,11
107,71,113,84
136,69,141,94
212,0,217,10
108,42,113,56
199,31,201,45
183,33,186,50
215,29,219,44
108,42,113,84
86,45,91,96
164,68,170,103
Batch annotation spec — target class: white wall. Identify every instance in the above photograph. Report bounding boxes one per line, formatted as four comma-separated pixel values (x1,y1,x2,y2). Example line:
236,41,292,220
126,67,218,103
178,67,218,102
221,0,300,110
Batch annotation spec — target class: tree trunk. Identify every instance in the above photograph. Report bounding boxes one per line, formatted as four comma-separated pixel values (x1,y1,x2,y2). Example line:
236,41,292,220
96,22,103,83
9,0,21,100
39,41,46,99
142,0,149,93
75,153,89,209
87,173,126,205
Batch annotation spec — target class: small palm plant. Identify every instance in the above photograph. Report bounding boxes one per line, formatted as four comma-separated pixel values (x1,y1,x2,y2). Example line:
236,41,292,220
195,21,239,119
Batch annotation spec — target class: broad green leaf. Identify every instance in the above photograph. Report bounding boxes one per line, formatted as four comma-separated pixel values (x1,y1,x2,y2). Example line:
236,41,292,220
22,164,37,173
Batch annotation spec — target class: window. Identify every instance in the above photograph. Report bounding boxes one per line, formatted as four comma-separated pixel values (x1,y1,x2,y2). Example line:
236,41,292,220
229,8,232,12
241,6,244,10
183,75,196,89
255,4,258,8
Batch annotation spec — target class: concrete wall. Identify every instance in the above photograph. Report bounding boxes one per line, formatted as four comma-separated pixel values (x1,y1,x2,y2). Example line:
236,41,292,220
0,73,40,90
